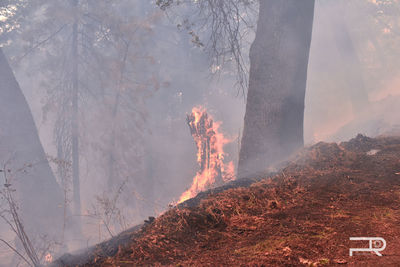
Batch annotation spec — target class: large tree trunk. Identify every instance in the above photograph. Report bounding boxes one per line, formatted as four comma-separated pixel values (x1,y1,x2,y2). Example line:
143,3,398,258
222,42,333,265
0,48,64,239
238,0,315,178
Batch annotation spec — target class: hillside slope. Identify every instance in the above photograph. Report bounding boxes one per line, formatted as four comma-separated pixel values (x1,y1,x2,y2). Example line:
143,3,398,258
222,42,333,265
54,134,400,266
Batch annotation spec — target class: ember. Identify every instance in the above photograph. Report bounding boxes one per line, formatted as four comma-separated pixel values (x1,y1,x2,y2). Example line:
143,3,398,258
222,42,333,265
45,253,53,263
178,106,235,203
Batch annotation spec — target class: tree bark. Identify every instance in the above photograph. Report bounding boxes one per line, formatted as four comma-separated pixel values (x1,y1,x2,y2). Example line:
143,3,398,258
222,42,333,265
0,48,64,239
238,0,315,178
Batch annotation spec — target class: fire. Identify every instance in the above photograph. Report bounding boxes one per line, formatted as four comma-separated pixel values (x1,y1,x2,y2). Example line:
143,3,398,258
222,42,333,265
45,253,53,263
178,106,235,203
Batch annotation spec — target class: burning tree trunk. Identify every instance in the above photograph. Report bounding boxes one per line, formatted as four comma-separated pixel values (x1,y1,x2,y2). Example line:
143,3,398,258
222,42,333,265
187,110,224,186
179,107,234,203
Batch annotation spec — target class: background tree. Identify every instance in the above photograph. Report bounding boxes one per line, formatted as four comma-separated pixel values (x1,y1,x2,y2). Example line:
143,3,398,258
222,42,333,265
306,0,400,142
13,0,160,240
0,47,64,259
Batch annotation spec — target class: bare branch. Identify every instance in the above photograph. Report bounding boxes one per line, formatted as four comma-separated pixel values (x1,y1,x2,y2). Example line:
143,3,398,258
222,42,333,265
16,23,68,63
0,238,32,267
157,0,258,97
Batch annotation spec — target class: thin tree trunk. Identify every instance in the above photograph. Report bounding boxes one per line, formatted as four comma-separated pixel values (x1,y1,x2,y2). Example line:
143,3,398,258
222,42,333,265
336,23,369,115
71,0,81,220
336,22,369,115
57,138,67,241
107,42,129,188
238,0,315,178
107,92,120,188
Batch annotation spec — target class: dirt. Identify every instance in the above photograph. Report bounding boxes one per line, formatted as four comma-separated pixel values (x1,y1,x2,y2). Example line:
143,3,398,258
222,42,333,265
53,134,400,266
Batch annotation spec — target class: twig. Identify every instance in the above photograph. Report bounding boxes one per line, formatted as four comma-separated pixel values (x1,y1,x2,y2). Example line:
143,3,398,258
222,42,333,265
16,24,67,63
0,238,32,267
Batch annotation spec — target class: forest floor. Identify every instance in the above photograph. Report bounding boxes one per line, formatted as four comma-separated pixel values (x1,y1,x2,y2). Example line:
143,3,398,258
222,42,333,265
54,134,400,266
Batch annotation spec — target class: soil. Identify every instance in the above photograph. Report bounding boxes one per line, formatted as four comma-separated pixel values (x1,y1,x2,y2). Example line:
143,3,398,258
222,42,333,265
53,134,400,266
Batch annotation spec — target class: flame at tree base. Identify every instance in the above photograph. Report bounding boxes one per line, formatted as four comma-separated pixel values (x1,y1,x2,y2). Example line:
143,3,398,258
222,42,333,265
178,106,235,203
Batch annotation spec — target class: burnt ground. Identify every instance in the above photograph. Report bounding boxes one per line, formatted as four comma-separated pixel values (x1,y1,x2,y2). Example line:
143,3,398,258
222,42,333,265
53,134,400,266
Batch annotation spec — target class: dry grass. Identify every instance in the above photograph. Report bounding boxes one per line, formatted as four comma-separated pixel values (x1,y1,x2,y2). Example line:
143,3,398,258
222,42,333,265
64,135,400,266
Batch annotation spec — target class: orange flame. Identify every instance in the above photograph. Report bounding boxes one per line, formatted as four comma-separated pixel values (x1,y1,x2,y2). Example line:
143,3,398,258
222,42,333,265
45,253,53,263
178,106,235,203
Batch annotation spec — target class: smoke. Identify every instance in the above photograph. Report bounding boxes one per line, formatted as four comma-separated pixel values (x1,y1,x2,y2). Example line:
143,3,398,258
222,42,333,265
1,0,400,262
2,1,246,258
305,0,400,144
